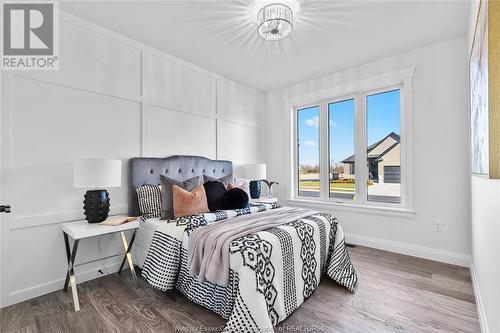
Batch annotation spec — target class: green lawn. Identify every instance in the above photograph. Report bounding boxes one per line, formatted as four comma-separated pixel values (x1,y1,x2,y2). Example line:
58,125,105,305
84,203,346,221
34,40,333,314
299,180,373,193
299,181,355,193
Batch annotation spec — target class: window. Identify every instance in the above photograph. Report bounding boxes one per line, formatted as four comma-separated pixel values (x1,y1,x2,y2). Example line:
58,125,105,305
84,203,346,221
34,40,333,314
297,105,320,197
329,99,355,201
293,80,412,210
366,89,401,204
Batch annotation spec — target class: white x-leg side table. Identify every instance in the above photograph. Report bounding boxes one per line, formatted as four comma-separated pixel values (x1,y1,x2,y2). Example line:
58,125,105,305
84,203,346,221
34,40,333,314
61,219,140,311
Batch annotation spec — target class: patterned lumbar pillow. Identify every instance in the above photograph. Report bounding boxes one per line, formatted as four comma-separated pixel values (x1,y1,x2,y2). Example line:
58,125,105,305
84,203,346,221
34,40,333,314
136,184,162,219
160,175,200,220
172,185,209,218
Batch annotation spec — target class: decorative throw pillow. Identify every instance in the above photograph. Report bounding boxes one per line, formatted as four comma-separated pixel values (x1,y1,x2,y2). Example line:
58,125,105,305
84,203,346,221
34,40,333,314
223,188,249,210
228,178,251,199
172,185,209,218
160,175,200,220
136,184,162,219
203,180,227,211
203,174,233,189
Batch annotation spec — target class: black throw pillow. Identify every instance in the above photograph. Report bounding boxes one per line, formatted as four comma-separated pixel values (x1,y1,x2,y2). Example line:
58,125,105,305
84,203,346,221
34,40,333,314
203,181,227,211
223,188,249,210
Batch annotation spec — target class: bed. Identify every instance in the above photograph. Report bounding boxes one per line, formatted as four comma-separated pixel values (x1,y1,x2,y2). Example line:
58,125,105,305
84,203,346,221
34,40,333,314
129,155,357,332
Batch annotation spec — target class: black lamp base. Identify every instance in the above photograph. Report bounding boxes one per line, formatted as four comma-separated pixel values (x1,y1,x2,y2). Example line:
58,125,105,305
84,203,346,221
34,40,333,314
83,189,110,223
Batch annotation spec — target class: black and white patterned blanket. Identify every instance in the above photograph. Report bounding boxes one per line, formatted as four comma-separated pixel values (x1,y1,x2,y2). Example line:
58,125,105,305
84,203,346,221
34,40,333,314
141,204,357,332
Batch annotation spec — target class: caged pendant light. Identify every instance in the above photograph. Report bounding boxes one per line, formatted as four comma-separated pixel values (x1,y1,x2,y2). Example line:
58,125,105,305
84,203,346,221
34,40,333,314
257,3,293,41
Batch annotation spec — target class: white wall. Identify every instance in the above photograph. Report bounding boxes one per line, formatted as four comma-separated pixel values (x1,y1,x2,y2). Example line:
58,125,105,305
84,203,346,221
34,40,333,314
0,11,265,307
470,177,500,333
265,36,471,265
468,1,500,332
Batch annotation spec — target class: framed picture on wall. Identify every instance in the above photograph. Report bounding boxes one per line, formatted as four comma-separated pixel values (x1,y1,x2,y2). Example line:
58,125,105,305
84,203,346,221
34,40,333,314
470,0,488,175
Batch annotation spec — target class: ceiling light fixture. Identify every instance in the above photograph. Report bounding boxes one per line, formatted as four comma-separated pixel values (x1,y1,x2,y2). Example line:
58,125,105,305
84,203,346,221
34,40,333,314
257,3,293,41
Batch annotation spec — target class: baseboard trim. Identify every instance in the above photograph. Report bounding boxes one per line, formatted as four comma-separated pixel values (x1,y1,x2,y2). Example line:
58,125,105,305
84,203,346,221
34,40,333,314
3,260,123,308
344,232,471,267
470,264,489,333
2,233,472,308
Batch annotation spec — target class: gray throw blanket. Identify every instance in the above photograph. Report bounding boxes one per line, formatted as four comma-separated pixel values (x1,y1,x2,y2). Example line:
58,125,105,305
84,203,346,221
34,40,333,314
188,206,317,286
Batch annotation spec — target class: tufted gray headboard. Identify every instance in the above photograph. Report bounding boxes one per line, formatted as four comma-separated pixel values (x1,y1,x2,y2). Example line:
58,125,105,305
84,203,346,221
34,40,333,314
128,155,233,216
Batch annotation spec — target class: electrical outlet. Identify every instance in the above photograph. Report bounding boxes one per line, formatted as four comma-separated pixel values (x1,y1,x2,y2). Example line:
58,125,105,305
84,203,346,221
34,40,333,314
433,221,444,232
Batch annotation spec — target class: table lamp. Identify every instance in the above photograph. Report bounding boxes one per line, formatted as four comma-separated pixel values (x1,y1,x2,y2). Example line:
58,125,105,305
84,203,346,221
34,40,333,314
73,158,121,223
244,164,266,199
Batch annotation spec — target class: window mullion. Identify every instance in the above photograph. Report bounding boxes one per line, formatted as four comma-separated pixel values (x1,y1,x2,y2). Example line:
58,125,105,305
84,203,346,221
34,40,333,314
292,108,299,199
319,101,329,200
355,94,368,205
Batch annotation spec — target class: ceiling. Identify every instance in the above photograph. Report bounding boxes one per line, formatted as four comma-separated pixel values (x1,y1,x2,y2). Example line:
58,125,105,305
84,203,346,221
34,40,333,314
60,1,471,91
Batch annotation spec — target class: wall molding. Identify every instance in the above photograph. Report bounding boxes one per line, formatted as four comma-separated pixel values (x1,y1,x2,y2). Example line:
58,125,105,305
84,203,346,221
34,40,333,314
148,100,217,121
60,10,220,82
1,7,266,309
221,117,263,130
11,73,144,105
345,232,471,267
471,264,490,333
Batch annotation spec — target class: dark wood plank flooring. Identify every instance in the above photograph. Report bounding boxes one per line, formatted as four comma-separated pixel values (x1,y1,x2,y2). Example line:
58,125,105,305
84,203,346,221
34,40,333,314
0,245,480,332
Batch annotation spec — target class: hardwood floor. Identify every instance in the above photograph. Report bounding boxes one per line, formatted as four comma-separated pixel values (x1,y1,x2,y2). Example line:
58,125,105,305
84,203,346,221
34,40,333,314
0,245,480,333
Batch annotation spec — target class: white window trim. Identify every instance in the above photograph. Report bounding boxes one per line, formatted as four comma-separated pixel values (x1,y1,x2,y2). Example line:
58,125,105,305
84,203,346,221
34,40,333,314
290,67,415,216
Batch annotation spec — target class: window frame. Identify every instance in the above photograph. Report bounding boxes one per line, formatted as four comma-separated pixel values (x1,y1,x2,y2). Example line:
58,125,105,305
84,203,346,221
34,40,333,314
295,103,321,199
291,70,414,213
361,84,404,207
325,95,357,203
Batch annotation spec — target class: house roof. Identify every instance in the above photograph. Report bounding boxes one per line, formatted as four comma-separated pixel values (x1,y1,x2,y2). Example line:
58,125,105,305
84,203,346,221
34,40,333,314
341,132,400,163
376,141,400,161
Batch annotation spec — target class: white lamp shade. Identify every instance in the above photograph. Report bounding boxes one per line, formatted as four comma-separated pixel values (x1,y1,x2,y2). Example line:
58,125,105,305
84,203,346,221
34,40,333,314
244,164,267,180
73,158,122,188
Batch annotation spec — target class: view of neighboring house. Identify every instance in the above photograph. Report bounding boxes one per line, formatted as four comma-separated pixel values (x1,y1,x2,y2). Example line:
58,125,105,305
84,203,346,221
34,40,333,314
342,132,401,183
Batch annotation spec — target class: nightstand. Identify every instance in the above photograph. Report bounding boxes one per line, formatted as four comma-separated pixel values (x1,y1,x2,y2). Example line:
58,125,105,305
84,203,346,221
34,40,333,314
250,197,278,204
61,219,140,311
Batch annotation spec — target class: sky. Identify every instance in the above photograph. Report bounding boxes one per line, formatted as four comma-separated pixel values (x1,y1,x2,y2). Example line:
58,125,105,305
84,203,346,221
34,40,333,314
298,89,400,166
